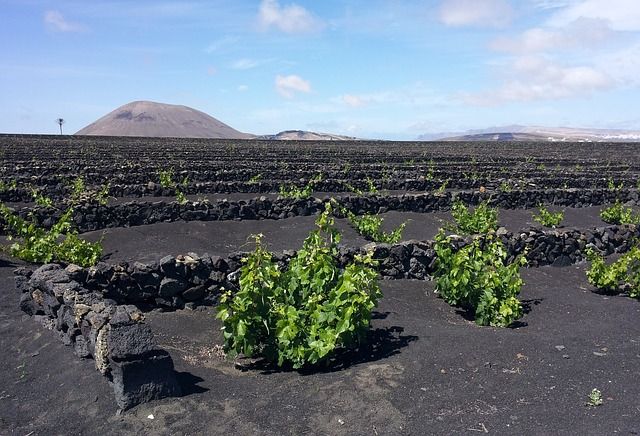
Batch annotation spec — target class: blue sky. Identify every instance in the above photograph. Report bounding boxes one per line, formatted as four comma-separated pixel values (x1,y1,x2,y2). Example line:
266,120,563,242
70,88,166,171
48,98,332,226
1,0,639,139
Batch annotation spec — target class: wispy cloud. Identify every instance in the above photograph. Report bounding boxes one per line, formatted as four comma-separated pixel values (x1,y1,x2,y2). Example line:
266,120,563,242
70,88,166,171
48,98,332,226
464,56,613,104
530,0,577,10
275,74,311,98
334,83,448,109
342,94,367,108
258,0,324,33
230,58,261,70
490,17,611,53
438,0,514,28
546,0,640,31
204,36,239,54
44,10,85,32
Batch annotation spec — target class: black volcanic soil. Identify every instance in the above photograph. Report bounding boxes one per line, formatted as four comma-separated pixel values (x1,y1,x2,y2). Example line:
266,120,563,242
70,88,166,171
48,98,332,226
1,210,640,435
82,206,607,263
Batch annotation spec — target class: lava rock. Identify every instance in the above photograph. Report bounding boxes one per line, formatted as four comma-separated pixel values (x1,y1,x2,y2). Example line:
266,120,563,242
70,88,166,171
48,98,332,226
158,278,187,298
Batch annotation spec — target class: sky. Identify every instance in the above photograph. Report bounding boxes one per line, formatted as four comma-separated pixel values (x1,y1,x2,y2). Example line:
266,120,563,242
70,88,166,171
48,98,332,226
1,0,639,139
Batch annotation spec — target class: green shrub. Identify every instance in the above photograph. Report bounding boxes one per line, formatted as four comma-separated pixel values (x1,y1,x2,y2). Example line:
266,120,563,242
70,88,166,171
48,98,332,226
433,231,526,327
424,159,435,181
533,205,564,228
449,200,498,235
0,204,102,267
435,179,449,194
248,174,262,185
69,176,110,206
29,186,53,207
279,174,322,200
157,168,175,189
217,204,382,369
342,181,364,196
365,177,378,194
607,178,623,192
586,247,639,298
0,179,17,193
70,176,86,201
345,211,406,244
499,181,513,193
157,168,189,204
600,200,640,225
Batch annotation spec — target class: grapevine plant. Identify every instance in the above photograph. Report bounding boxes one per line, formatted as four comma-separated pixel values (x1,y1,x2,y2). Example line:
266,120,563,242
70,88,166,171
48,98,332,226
0,204,102,267
345,211,406,244
332,201,406,244
533,205,564,228
449,200,499,235
600,200,640,225
278,174,323,200
69,176,110,206
433,231,527,327
586,247,640,298
217,203,382,369
157,168,189,205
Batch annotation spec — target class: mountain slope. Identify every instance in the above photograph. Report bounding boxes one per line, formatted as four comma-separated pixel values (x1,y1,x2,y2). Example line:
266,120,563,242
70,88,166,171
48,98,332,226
419,125,640,142
256,130,358,140
76,101,253,139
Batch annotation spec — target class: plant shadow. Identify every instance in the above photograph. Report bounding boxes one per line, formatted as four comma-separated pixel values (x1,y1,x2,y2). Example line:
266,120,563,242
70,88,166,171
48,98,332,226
236,319,417,375
521,298,543,314
453,298,543,329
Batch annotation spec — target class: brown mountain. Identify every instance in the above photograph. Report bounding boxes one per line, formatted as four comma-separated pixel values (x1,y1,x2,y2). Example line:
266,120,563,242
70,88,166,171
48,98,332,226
76,101,253,139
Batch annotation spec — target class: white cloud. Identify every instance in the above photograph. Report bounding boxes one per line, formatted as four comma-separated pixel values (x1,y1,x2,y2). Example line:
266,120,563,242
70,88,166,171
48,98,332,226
237,85,249,92
438,0,514,28
490,17,611,53
231,58,260,70
204,36,239,54
547,0,640,31
466,56,612,104
258,0,324,33
44,10,85,32
530,0,576,10
275,74,311,98
599,42,640,85
342,94,367,107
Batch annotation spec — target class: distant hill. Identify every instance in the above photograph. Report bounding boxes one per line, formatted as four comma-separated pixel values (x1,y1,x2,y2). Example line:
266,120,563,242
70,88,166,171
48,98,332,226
256,130,358,141
76,101,253,139
419,125,640,142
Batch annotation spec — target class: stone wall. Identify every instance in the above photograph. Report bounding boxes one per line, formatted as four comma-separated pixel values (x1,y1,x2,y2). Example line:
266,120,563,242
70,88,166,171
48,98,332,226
15,264,181,411
21,224,638,310
5,188,637,234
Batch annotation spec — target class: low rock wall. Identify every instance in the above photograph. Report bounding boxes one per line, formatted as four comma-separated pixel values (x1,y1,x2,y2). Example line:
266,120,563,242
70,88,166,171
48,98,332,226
15,264,181,411
21,224,638,311
6,188,638,234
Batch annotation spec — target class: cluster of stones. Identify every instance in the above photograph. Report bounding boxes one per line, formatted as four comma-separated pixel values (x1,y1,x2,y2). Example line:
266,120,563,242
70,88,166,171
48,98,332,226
80,253,239,310
16,264,181,411
370,224,640,280
4,188,637,234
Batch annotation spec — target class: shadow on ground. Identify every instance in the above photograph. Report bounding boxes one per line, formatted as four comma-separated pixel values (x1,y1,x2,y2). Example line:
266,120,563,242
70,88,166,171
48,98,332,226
237,315,418,375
